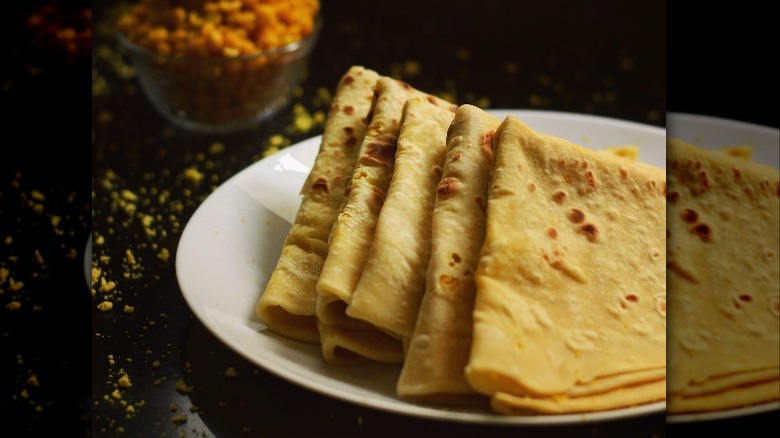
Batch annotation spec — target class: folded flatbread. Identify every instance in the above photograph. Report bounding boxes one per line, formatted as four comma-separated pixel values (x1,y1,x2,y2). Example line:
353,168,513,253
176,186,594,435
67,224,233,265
666,137,780,413
315,77,457,362
466,115,667,414
346,98,457,341
256,66,379,343
396,105,499,403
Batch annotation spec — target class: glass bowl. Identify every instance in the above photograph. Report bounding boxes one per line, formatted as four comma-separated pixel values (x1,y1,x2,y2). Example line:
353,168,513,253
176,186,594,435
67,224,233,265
117,19,321,133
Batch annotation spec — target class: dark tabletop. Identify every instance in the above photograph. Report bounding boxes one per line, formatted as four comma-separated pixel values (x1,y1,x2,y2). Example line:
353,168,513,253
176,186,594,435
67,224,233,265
2,0,778,436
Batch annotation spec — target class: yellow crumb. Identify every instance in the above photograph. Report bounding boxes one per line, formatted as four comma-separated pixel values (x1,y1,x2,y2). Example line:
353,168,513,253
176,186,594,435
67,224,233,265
175,380,193,394
208,142,225,154
183,167,204,183
603,145,640,161
118,374,132,388
27,374,40,387
121,190,138,202
152,360,161,368
9,278,24,291
125,249,136,266
111,389,122,400
97,301,114,311
172,414,187,425
157,248,170,262
718,145,752,160
3,236,11,244
224,367,238,379
31,190,46,201
0,267,9,284
6,301,22,311
99,277,116,293
123,305,135,314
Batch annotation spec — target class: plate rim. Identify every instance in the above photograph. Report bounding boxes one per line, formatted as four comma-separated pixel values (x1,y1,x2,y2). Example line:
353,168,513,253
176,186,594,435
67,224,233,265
175,109,669,425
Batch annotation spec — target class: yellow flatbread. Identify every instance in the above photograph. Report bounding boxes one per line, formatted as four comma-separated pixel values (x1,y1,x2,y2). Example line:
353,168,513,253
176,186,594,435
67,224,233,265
396,105,499,403
666,137,780,413
465,115,667,414
346,98,457,341
315,78,456,363
256,66,379,343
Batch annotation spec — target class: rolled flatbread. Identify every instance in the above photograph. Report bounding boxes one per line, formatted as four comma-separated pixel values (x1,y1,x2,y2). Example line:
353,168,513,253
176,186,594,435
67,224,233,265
466,115,667,414
315,77,457,363
396,104,499,403
666,137,780,413
256,66,379,343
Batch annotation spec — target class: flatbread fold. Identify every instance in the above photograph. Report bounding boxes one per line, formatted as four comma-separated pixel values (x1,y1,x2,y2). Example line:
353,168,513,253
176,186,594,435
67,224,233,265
315,77,457,363
396,105,499,403
256,66,380,343
666,137,780,413
465,115,667,414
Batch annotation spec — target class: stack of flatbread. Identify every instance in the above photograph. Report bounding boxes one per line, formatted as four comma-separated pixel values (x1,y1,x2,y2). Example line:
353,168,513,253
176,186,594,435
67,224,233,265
257,65,669,415
666,137,780,414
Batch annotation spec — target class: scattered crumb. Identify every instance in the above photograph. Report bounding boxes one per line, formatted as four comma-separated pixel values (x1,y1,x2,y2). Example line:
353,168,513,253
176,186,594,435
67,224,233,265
6,301,22,311
97,301,113,311
123,305,134,314
118,374,132,388
224,367,238,379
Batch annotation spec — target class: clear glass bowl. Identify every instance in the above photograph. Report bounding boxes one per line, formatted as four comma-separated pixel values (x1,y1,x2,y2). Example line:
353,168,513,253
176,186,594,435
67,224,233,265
117,19,321,133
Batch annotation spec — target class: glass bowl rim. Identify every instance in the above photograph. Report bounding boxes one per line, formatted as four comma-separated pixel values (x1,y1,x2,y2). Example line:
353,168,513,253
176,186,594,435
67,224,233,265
116,16,322,64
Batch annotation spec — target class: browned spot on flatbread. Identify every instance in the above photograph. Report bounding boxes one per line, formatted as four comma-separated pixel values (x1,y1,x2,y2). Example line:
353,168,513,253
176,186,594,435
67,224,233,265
360,141,396,166
568,208,585,223
578,223,598,241
370,187,386,205
439,274,458,287
310,176,329,193
547,227,558,238
586,170,597,190
345,136,358,147
343,126,354,135
437,177,460,196
343,105,355,115
480,130,495,157
691,223,711,242
475,196,486,213
529,182,536,191
451,153,462,162
681,208,698,223
553,190,567,203
342,75,355,85
620,168,628,178
667,190,679,204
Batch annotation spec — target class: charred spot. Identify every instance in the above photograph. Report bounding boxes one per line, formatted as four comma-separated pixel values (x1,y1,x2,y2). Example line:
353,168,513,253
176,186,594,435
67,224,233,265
343,126,354,135
667,190,680,203
586,170,597,190
625,294,639,303
480,130,495,157
582,161,588,169
529,182,536,191
620,168,629,178
699,170,710,189
568,208,586,223
578,223,598,241
681,208,698,223
563,173,573,184
475,196,486,213
311,176,329,193
343,105,355,115
437,177,460,196
691,223,711,242
329,103,341,115
345,136,358,147
426,95,437,105
547,227,558,238
342,75,355,85
694,160,702,170
452,253,462,263
361,141,396,165
451,153,462,161
662,181,666,197
739,294,753,303
370,187,386,205
553,190,567,203
733,167,742,179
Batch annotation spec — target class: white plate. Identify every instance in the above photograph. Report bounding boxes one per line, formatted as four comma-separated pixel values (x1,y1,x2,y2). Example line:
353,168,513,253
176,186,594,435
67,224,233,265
666,113,780,423
175,110,666,425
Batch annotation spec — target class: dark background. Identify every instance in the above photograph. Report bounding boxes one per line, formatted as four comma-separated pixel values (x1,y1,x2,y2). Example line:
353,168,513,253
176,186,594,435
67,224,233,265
0,0,777,436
